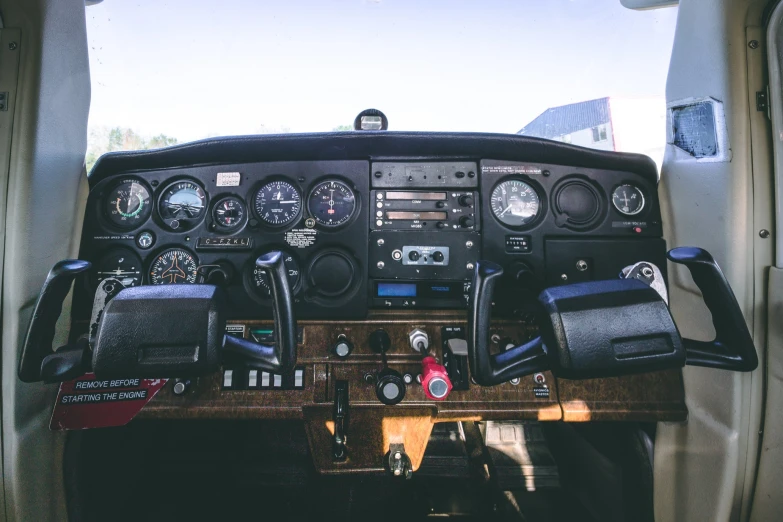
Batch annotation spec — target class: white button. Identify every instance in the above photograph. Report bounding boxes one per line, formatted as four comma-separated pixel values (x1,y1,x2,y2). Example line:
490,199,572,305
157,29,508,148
273,374,282,387
248,370,258,388
261,372,270,387
223,370,233,388
294,369,304,388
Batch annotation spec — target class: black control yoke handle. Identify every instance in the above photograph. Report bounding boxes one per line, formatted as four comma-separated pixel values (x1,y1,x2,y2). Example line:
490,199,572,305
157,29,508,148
667,247,758,371
19,260,91,383
222,251,297,372
467,260,548,385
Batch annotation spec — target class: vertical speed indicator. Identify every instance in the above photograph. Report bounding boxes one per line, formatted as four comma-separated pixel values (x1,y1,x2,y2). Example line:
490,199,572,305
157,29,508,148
490,180,541,227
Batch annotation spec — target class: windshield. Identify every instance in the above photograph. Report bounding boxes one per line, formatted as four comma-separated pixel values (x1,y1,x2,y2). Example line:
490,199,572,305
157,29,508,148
85,0,677,171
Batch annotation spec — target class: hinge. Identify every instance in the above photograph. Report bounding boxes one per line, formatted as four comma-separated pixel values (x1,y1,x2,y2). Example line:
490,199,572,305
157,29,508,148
756,86,771,120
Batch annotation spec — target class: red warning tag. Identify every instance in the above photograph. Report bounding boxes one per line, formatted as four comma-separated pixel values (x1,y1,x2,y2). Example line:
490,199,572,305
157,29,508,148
50,373,167,431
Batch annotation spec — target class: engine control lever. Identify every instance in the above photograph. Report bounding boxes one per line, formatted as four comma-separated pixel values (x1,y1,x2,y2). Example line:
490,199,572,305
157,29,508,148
19,260,92,383
222,251,297,372
333,380,349,461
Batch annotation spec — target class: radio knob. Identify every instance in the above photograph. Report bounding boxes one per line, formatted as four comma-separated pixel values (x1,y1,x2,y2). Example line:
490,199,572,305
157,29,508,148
459,195,474,207
432,251,445,263
436,222,446,229
459,216,475,228
436,201,446,209
408,250,421,262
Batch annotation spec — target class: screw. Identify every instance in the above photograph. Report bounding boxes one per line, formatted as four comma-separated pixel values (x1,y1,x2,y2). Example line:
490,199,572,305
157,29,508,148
749,40,759,49
576,260,588,272
377,238,385,246
641,266,654,278
561,274,568,281
150,180,159,187
374,171,382,178
510,378,521,386
760,229,770,238
466,263,474,270
466,241,473,248
8,42,17,50
542,170,551,177
394,452,401,460
377,261,385,269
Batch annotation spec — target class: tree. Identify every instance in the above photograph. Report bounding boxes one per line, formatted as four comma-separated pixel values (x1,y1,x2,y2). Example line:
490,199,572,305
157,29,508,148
332,124,353,131
85,126,179,172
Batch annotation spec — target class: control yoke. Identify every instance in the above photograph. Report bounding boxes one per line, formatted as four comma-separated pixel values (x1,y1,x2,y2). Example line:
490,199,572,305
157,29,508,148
467,247,758,385
19,251,297,383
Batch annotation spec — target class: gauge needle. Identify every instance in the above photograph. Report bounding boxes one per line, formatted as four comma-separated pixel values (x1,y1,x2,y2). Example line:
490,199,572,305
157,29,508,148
498,204,513,216
279,201,298,204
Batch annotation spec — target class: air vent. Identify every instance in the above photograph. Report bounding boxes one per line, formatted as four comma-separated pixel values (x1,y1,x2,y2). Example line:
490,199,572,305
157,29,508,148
552,179,604,231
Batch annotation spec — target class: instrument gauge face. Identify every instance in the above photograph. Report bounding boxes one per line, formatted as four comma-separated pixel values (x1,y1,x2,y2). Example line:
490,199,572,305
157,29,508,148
490,180,541,227
253,180,302,226
104,179,152,229
612,184,645,216
212,196,246,230
247,251,300,299
149,248,199,285
93,248,143,288
307,180,356,228
159,180,207,231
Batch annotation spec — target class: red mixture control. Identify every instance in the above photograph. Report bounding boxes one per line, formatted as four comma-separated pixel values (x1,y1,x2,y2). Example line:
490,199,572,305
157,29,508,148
421,356,452,401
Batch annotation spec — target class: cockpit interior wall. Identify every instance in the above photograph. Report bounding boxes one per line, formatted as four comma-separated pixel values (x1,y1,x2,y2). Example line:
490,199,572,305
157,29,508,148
656,0,770,520
0,0,90,520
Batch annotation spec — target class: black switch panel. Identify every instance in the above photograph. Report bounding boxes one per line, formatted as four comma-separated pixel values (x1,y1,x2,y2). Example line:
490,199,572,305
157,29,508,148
441,326,470,391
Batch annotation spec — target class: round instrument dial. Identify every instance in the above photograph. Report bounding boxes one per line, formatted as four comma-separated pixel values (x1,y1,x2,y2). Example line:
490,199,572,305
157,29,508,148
253,181,302,226
247,251,300,299
149,248,199,285
93,248,143,288
490,180,541,227
212,196,246,230
104,179,152,229
159,180,207,231
307,180,356,228
612,185,645,216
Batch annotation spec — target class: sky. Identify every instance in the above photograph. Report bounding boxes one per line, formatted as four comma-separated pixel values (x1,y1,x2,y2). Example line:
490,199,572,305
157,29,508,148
85,0,678,143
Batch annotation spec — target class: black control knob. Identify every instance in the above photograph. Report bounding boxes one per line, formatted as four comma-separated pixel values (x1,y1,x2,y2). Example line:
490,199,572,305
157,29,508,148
376,368,406,405
436,222,446,229
369,329,392,354
436,201,446,209
459,216,475,228
511,262,540,291
432,251,445,263
333,335,353,358
408,250,421,262
459,195,474,207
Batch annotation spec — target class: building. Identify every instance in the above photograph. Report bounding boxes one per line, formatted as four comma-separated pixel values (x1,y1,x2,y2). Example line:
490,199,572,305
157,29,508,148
518,97,666,170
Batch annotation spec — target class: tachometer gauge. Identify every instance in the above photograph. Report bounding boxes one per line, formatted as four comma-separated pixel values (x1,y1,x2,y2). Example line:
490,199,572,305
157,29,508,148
253,180,301,226
490,180,541,227
93,248,143,288
308,180,356,228
149,248,199,285
212,196,246,230
158,180,207,231
104,179,152,229
612,184,645,216
246,251,300,299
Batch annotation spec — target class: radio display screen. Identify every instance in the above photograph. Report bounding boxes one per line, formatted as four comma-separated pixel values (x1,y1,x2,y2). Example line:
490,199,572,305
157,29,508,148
377,283,417,297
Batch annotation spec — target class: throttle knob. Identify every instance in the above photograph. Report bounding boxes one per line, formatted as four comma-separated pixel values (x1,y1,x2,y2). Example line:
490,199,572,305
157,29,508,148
421,356,452,401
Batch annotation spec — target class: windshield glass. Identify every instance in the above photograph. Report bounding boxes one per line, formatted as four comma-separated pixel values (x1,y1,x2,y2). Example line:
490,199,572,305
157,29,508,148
85,0,677,171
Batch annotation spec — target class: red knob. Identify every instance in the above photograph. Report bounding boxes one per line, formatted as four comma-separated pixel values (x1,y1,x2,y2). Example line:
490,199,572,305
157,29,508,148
421,356,452,401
